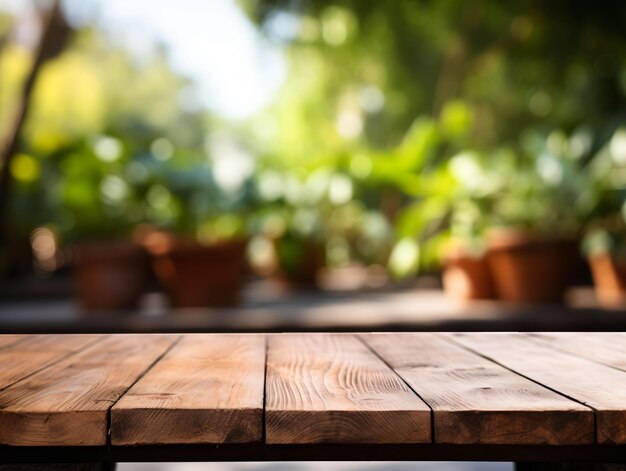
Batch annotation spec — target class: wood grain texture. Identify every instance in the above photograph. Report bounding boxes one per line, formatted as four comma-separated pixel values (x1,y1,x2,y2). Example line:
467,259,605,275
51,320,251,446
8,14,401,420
528,332,626,371
0,334,177,446
0,335,102,390
111,334,265,445
363,333,593,445
448,333,626,444
0,335,25,350
265,334,430,444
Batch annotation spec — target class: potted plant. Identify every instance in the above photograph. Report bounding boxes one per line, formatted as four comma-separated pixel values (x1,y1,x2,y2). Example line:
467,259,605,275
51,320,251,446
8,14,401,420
387,124,594,303
441,239,494,301
144,218,248,308
368,103,497,300
481,130,593,303
485,228,581,303
272,228,326,289
253,163,393,290
379,108,494,300
581,127,626,306
389,152,496,300
139,148,252,308
584,221,626,307
72,240,148,312
56,137,149,313
251,170,329,290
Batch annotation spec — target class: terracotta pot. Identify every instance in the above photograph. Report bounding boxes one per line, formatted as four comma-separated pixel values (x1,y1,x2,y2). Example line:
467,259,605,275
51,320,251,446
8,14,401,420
442,249,495,301
149,238,248,308
273,238,325,290
486,229,579,303
74,241,148,312
588,253,626,307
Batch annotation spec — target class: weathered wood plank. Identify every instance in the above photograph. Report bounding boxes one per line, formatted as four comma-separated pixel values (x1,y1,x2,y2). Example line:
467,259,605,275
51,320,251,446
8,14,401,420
448,333,626,444
528,333,626,371
111,334,265,445
0,335,25,350
363,333,593,445
0,335,102,390
0,334,177,446
265,333,431,444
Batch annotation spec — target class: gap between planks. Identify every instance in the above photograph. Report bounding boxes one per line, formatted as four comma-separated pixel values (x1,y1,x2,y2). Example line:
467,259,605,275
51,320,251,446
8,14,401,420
440,332,601,444
444,333,626,444
1,333,620,447
110,334,266,445
0,334,105,391
440,333,599,407
525,332,626,373
262,334,269,445
0,334,179,446
264,333,431,444
105,334,183,447
362,333,594,445
354,333,437,444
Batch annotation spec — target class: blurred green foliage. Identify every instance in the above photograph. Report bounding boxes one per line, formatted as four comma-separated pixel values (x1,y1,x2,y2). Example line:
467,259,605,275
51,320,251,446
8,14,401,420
1,27,218,242
251,166,392,271
383,117,604,275
4,0,626,279
244,0,626,150
243,0,626,272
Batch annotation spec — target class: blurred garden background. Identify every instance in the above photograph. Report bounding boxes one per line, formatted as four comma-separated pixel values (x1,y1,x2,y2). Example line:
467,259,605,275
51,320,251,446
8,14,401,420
3,0,626,316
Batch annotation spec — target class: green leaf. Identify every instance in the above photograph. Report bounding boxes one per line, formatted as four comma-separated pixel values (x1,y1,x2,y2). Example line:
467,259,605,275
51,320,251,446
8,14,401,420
388,237,420,279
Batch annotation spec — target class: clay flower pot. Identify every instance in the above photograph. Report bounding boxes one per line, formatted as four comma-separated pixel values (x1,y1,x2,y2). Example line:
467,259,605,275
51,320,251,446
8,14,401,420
442,247,495,301
588,253,626,307
74,241,148,312
147,235,248,308
486,228,580,303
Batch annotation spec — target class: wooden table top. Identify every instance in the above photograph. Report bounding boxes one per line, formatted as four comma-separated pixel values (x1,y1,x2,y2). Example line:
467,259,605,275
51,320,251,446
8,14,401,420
2,332,626,461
